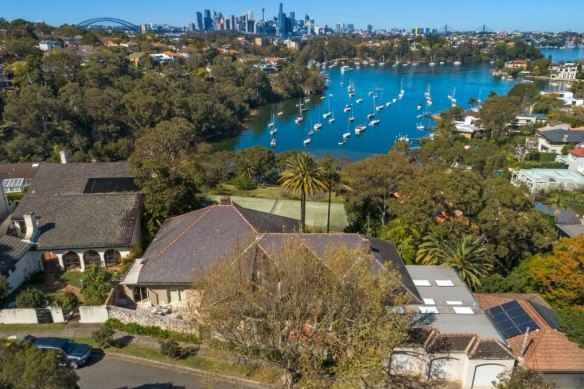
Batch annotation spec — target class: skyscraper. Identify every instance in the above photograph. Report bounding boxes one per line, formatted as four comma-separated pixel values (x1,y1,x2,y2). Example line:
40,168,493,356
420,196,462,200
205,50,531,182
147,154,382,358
203,9,212,31
278,3,286,36
195,12,203,31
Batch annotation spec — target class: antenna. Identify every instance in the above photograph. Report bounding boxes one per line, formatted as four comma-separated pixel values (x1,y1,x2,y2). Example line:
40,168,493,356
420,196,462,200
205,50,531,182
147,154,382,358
520,327,530,358
262,7,265,21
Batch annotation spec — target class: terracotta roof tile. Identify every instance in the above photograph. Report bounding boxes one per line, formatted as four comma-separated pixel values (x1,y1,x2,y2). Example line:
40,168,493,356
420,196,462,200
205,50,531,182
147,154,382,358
569,148,584,157
474,293,584,371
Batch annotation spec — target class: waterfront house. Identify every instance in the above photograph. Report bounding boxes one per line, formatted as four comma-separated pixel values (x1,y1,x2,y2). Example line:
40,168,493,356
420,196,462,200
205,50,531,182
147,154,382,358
10,160,141,273
475,294,584,389
512,112,549,127
548,62,579,81
454,116,486,139
536,127,584,154
511,168,584,193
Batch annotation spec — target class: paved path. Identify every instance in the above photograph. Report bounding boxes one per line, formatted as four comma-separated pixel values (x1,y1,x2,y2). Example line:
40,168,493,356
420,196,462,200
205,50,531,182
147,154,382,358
78,354,256,389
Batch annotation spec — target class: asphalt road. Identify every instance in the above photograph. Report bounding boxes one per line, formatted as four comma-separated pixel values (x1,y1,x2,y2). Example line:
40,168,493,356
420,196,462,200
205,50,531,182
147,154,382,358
77,354,259,389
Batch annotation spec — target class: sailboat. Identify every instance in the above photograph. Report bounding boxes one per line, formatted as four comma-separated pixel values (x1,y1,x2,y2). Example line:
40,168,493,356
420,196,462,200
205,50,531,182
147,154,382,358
270,128,278,137
295,99,304,124
348,116,355,122
268,113,275,128
344,104,352,113
453,55,462,66
355,124,366,135
379,55,386,66
343,118,351,139
277,111,284,117
429,55,436,66
448,87,457,106
347,78,355,96
356,98,364,103
398,77,405,100
323,97,332,119
329,98,336,123
271,138,277,148
392,56,399,67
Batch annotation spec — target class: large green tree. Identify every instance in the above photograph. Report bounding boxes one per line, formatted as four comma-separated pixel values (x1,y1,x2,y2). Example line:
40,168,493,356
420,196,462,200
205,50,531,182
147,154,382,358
0,342,79,389
478,95,521,140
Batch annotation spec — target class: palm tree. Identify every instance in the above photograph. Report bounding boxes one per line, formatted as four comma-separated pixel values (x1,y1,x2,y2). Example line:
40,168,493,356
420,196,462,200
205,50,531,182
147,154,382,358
279,153,326,233
320,157,341,233
468,97,479,108
417,234,492,290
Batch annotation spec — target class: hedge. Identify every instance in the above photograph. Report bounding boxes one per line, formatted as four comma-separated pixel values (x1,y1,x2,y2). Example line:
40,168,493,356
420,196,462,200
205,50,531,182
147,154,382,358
103,318,199,344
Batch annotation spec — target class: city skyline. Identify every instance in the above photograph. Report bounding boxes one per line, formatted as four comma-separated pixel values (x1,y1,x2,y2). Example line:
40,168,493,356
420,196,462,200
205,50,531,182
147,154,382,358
2,0,584,32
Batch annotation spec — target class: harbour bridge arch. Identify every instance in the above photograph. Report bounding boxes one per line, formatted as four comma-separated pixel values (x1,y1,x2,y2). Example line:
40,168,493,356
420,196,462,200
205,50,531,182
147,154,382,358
76,17,140,31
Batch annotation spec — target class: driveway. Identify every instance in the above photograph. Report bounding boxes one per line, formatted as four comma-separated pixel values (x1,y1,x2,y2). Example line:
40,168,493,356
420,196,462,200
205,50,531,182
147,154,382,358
78,354,260,389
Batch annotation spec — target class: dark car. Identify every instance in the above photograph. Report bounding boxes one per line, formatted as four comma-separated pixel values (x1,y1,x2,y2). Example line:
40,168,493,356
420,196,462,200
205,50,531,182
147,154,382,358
20,335,92,368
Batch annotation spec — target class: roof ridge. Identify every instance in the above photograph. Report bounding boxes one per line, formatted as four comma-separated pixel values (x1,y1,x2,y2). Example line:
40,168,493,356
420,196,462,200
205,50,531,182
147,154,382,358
230,203,258,234
143,206,216,266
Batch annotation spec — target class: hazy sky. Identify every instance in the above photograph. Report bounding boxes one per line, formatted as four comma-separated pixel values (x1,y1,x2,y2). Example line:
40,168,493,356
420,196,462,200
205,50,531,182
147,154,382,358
2,0,583,32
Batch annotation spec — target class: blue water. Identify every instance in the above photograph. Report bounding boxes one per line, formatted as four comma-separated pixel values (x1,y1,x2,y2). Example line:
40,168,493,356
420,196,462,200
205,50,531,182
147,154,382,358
236,64,517,161
540,48,584,62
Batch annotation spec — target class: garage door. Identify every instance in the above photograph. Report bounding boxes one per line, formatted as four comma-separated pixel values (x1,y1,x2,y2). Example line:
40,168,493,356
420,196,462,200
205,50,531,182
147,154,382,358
389,352,425,375
472,364,505,388
429,357,459,379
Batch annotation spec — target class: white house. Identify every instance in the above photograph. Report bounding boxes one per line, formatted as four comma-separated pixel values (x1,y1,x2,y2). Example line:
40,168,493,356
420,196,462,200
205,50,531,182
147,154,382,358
391,266,516,388
536,128,584,154
548,62,579,81
0,232,41,293
511,168,584,192
38,40,63,52
10,162,142,273
454,116,485,139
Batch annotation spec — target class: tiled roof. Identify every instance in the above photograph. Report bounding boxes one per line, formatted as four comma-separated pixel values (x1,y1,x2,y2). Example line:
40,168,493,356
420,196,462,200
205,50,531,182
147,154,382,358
569,148,584,157
0,235,32,277
12,162,140,250
136,204,299,285
130,204,414,294
0,163,41,179
25,194,140,250
474,293,584,371
16,162,133,197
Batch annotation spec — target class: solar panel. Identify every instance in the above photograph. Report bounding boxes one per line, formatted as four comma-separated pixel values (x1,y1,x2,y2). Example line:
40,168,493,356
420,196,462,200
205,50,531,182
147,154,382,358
486,300,539,339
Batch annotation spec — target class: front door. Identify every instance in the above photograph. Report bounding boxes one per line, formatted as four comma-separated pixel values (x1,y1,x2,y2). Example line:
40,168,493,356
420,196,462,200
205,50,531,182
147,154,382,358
41,252,59,272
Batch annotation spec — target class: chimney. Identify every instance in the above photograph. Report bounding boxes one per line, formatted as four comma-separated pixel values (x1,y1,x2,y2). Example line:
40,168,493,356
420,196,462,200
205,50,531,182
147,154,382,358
220,195,231,205
23,212,39,243
563,134,569,143
59,150,68,164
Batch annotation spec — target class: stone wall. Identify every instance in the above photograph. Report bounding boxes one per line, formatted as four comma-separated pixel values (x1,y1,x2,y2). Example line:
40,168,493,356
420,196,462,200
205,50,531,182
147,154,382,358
108,306,198,334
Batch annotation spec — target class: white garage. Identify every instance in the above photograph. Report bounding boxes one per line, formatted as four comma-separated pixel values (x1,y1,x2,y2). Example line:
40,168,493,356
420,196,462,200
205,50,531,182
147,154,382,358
429,357,460,379
472,364,506,388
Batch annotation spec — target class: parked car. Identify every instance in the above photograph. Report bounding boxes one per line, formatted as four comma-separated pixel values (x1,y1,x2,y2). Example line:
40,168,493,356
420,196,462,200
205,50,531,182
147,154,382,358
20,335,92,368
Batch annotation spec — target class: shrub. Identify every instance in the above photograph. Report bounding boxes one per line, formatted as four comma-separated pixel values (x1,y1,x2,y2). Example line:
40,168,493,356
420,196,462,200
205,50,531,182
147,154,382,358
91,326,116,349
81,265,113,305
103,318,199,344
15,288,45,308
51,291,79,311
160,340,181,359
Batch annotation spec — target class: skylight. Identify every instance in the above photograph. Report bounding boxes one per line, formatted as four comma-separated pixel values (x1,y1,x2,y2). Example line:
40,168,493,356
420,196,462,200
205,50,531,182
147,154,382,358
447,300,463,305
413,279,431,287
419,306,439,314
435,280,454,287
423,298,436,305
453,307,474,315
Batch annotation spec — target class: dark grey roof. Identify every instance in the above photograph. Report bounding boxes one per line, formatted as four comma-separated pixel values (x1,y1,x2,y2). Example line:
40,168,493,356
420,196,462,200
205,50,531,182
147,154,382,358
556,223,584,238
257,233,368,259
0,163,41,179
24,194,140,250
11,162,141,250
19,162,133,197
137,204,298,285
537,129,584,144
369,238,423,304
0,235,32,276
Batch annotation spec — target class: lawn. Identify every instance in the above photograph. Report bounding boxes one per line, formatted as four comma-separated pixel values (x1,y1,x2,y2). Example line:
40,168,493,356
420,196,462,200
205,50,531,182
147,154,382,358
206,195,348,232
7,271,85,303
209,184,345,203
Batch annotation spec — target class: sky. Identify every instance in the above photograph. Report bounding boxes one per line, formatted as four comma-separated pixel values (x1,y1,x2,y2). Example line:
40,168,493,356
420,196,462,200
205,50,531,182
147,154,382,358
2,0,583,32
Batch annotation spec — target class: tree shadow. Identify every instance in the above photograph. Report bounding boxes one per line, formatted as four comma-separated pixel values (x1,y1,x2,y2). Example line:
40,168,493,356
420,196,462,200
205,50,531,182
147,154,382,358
116,384,186,389
85,348,105,367
115,335,134,349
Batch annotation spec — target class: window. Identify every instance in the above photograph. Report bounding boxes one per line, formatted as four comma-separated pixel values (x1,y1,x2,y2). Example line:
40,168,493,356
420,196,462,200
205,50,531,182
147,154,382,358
453,307,474,315
413,280,431,287
104,249,121,265
168,289,186,303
